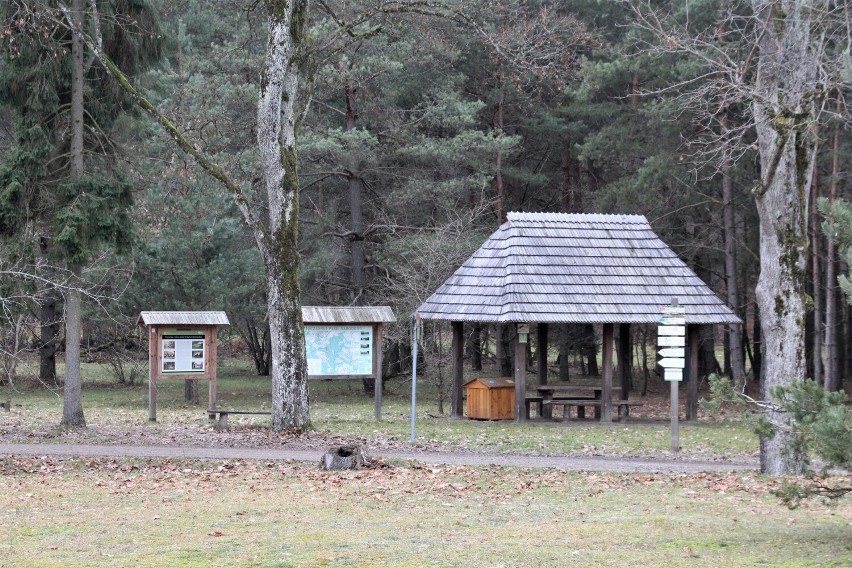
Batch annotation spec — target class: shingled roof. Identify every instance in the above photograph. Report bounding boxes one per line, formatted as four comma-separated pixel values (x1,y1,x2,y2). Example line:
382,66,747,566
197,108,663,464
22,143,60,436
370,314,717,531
416,212,741,325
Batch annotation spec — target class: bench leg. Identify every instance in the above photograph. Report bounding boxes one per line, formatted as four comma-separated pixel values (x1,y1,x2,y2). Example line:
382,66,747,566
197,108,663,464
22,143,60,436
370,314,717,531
524,400,531,420
217,413,228,431
618,403,629,421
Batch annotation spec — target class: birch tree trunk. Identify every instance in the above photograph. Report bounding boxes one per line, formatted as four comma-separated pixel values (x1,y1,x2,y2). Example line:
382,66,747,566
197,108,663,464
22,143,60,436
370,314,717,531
258,0,310,431
751,0,819,475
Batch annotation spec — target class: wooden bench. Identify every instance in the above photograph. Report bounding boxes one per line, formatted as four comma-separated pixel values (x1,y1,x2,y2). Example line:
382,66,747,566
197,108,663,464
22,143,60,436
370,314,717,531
208,410,271,430
525,396,592,419
544,399,644,421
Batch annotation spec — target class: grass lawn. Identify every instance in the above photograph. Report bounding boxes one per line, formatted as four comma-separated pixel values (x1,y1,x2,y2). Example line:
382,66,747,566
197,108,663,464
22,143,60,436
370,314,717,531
2,358,758,459
1,358,849,567
1,456,849,567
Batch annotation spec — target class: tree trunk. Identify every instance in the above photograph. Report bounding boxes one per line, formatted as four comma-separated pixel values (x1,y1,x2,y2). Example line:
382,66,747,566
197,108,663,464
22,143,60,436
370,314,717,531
239,318,271,376
39,294,59,385
184,379,199,404
497,324,513,377
493,61,506,224
720,109,746,390
61,269,85,427
387,341,401,376
468,324,482,371
640,323,649,396
258,0,311,431
560,140,573,212
811,144,823,385
61,0,86,428
345,78,367,301
751,0,818,475
585,324,599,376
823,99,841,392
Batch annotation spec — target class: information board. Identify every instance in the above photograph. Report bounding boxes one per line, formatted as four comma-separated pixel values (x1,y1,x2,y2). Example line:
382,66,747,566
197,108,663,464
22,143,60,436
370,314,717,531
306,325,373,376
162,330,205,373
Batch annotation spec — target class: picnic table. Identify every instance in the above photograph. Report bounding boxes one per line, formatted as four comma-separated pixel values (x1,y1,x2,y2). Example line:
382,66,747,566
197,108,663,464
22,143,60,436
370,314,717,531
534,385,642,421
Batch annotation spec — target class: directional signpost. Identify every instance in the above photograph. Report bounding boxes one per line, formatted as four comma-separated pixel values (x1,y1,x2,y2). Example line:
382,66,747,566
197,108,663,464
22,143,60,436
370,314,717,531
659,300,686,452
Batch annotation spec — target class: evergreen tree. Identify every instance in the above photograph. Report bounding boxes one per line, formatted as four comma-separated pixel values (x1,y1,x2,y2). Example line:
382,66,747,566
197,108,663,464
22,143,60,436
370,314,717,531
0,0,161,425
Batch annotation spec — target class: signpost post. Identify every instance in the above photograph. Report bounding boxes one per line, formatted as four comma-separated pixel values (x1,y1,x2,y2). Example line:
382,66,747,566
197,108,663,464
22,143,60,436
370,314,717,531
659,299,685,452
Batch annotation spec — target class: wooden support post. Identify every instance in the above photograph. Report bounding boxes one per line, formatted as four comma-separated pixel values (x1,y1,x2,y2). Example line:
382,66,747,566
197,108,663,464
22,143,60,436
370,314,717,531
148,326,157,422
686,325,700,421
374,323,384,420
602,323,614,423
537,323,548,385
514,335,527,422
451,321,464,418
671,376,680,451
208,326,218,416
618,323,631,420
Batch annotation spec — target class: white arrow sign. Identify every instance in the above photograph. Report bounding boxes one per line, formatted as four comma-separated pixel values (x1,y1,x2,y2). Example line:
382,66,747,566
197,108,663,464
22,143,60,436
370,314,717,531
664,369,683,382
658,325,685,336
662,307,686,316
658,335,685,347
657,347,685,358
659,357,685,368
659,317,686,326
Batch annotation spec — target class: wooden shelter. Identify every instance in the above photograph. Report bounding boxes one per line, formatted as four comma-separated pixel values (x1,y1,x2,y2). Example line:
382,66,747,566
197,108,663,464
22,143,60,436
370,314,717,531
302,305,396,420
415,212,741,422
137,311,230,421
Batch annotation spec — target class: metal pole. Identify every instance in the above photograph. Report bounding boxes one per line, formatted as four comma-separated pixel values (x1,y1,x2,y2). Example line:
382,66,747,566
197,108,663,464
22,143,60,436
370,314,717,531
670,379,680,452
670,298,680,452
410,315,418,443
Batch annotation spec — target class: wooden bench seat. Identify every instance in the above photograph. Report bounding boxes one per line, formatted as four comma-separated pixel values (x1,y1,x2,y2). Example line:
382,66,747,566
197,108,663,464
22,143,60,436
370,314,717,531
208,410,271,430
525,395,593,419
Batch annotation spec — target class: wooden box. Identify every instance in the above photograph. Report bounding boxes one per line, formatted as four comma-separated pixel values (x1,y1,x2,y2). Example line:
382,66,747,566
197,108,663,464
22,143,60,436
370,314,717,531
465,378,515,420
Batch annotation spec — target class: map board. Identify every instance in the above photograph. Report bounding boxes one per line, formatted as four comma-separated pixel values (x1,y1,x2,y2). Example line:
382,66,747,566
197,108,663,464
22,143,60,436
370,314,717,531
306,325,373,376
161,330,205,374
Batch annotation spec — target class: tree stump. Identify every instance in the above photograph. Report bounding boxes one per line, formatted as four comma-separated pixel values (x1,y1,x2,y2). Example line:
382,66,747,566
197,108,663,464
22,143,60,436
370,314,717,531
319,445,369,471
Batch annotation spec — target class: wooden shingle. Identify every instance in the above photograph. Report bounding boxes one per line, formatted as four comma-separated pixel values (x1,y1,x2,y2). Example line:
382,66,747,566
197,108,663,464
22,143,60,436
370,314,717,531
416,212,741,325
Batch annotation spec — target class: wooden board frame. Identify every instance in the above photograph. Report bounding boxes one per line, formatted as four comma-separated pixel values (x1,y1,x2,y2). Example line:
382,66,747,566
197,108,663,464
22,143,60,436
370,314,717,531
146,324,220,421
305,322,384,420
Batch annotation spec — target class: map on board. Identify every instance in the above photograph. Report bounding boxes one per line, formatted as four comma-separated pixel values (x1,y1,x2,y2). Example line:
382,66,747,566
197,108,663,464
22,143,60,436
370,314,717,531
306,325,373,376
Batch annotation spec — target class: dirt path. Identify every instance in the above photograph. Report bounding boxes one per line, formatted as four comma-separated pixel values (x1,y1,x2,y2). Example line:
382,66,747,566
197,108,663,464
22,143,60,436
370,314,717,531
0,442,757,473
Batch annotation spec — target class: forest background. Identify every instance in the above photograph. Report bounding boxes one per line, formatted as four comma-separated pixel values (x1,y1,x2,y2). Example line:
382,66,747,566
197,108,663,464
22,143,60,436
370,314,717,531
0,1,849,471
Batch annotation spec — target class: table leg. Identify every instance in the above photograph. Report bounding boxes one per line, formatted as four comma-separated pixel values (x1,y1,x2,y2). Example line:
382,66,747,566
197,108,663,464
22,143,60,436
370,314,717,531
542,392,553,420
